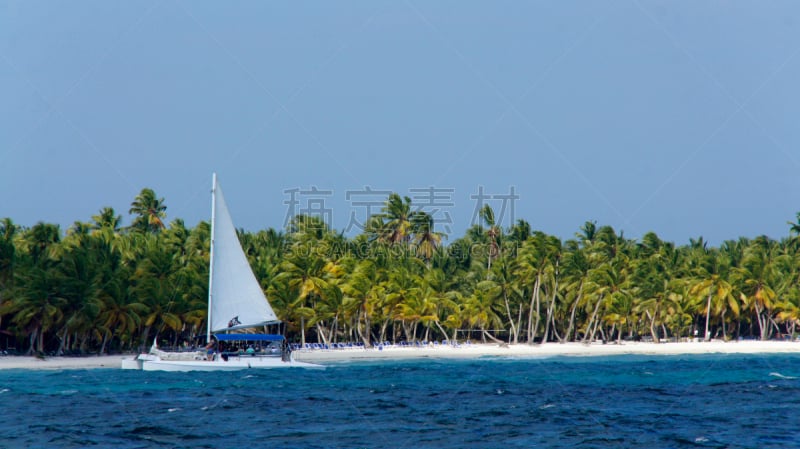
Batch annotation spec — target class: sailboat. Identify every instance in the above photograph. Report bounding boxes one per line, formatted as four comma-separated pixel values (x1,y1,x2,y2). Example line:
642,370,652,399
121,174,323,371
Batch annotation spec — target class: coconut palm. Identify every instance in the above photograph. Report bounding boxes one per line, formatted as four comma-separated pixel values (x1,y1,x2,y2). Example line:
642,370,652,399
479,205,501,270
412,212,443,263
3,266,65,354
0,218,18,290
128,188,167,233
371,193,415,246
91,207,122,233
689,272,736,342
276,251,331,346
736,236,790,340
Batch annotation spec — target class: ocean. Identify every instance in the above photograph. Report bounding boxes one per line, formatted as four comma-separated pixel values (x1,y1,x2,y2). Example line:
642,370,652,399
1,354,799,448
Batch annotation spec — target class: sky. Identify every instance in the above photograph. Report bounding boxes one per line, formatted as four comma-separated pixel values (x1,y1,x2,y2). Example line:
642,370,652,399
2,1,800,246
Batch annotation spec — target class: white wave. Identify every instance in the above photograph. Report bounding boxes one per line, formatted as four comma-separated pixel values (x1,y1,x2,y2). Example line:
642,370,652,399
0,388,9,394
168,408,180,413
769,372,797,380
539,403,555,409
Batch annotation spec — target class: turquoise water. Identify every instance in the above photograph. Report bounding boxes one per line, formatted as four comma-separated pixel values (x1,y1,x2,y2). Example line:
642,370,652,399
1,354,799,448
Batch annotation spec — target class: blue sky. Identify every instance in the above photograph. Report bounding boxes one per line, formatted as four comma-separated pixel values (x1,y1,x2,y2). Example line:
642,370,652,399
2,1,799,245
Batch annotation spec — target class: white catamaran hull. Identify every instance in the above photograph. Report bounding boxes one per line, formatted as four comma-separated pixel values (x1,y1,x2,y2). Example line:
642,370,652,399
123,353,323,371
142,357,323,372
142,355,323,372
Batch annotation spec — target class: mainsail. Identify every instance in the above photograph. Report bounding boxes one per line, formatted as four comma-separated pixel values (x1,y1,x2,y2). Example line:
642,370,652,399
208,174,279,335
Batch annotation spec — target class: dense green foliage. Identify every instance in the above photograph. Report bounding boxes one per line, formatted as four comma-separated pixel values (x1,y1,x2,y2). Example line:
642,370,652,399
1,190,800,355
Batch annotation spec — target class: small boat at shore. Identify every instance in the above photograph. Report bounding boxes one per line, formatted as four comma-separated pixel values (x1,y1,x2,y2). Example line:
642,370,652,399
122,174,323,372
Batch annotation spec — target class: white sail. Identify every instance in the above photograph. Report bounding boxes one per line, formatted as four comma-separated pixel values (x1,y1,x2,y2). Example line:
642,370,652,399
209,176,278,332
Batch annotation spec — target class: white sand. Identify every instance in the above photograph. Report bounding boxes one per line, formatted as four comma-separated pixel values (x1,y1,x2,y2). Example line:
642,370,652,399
293,340,800,363
0,341,797,370
0,355,130,370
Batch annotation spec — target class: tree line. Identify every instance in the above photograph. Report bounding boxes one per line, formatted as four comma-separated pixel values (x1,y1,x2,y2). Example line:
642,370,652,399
1,188,800,355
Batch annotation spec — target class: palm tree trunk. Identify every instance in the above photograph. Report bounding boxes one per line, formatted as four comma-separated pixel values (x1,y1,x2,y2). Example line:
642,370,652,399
379,320,388,344
481,327,503,343
646,311,659,343
542,283,558,344
583,294,604,343
363,315,372,347
38,330,45,354
433,320,449,343
502,291,517,344
527,275,541,343
300,316,306,346
100,330,110,354
542,289,551,344
551,312,563,342
28,328,38,355
543,263,560,344
566,281,584,342
704,294,712,341
57,327,68,355
316,324,328,345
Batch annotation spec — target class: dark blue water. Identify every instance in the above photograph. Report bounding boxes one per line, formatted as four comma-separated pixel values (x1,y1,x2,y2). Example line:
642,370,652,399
2,354,800,448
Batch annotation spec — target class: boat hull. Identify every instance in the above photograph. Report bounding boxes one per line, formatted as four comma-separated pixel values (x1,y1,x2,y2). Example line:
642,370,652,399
120,357,144,370
138,355,324,372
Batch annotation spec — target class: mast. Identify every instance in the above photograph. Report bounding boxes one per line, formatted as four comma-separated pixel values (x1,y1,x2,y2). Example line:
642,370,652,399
206,173,217,342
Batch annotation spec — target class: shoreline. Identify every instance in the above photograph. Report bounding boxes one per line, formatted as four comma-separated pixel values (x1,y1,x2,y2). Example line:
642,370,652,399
0,340,798,370
293,340,800,363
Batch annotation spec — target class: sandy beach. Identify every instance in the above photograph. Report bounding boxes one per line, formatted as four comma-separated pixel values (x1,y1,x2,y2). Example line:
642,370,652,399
0,354,131,370
0,340,798,370
293,340,800,363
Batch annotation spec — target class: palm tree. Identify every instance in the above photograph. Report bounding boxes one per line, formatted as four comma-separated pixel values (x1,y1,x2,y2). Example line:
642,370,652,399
788,212,800,237
91,207,122,233
129,236,182,346
3,267,65,354
736,236,789,340
775,286,800,337
25,222,61,264
515,232,560,343
96,276,146,352
341,260,385,346
276,252,331,346
478,205,501,270
508,219,532,245
412,212,443,262
128,188,167,233
560,242,591,342
0,218,19,290
419,267,457,342
464,281,504,343
689,273,736,341
582,255,631,343
374,193,415,246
